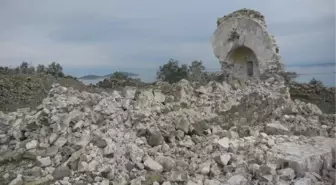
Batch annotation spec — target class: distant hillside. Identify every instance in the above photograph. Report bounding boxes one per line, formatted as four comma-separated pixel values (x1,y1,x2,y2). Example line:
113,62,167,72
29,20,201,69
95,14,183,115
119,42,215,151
286,62,335,67
79,72,139,80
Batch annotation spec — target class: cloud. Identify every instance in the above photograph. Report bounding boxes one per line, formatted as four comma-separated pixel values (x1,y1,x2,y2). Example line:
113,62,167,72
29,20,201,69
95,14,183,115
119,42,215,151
0,0,335,78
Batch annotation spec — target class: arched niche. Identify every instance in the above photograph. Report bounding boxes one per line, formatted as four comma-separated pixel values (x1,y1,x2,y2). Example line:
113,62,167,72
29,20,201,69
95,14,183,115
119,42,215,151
224,46,259,80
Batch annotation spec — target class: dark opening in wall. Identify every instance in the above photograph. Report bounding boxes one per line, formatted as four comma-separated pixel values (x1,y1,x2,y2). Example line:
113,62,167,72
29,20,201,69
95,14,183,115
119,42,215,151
247,61,254,77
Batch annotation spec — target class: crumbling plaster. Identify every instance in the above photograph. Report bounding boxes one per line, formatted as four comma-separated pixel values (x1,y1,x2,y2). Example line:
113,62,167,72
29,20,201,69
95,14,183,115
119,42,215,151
211,9,281,81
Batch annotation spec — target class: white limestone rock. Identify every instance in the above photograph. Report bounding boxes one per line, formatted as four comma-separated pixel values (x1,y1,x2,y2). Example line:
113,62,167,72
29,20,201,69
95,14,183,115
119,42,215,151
144,157,163,172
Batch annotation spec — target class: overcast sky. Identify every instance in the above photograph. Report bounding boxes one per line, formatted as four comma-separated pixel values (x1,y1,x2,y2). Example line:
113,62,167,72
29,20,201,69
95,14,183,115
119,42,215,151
0,0,335,77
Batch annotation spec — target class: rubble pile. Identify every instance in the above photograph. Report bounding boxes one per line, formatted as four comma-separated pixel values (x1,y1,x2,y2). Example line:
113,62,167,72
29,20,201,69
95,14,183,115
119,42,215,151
0,74,335,185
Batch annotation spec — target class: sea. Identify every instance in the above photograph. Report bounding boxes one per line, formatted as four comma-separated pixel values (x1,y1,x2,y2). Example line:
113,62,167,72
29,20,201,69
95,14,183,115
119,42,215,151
79,64,335,87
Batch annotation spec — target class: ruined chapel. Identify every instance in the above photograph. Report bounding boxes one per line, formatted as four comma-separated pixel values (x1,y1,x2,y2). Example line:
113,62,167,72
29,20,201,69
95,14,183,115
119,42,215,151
211,9,284,81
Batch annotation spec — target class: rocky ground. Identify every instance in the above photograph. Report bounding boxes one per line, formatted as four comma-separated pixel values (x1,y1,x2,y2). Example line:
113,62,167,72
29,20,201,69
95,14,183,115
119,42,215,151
0,73,335,185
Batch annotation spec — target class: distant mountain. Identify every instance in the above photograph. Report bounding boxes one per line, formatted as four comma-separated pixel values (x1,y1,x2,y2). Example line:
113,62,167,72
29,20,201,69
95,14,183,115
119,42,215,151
79,72,139,80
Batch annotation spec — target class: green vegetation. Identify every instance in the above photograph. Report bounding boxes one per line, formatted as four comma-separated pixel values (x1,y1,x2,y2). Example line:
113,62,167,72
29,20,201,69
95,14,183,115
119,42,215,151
309,77,323,85
0,61,65,78
156,59,223,84
110,71,129,80
156,59,189,84
279,71,299,84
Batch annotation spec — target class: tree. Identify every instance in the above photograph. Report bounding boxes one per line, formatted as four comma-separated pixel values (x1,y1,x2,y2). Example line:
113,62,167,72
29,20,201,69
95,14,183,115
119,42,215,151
279,71,299,84
47,62,64,77
20,61,29,74
156,59,188,84
27,64,35,74
36,64,46,74
309,77,323,85
188,60,206,82
110,71,128,80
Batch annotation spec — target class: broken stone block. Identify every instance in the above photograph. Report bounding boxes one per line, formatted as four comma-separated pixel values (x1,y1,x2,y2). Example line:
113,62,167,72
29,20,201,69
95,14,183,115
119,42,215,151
54,136,67,147
94,138,107,148
269,137,334,177
228,130,239,139
186,180,198,185
176,117,190,133
155,155,175,172
265,122,290,135
217,137,229,150
210,163,222,177
103,143,116,158
147,128,164,147
162,181,171,185
9,174,23,185
220,154,231,166
87,159,100,172
294,178,312,185
153,89,165,103
78,161,88,172
226,174,248,185
167,170,188,182
204,179,221,185
52,166,71,180
37,156,52,167
278,168,295,181
198,162,211,175
26,140,38,149
144,157,163,172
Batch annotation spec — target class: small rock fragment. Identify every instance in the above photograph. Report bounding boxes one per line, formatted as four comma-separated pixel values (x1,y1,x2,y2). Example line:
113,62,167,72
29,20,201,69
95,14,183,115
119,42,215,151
26,140,38,149
217,137,229,150
52,166,71,180
226,174,248,185
265,122,290,135
94,138,107,148
278,168,295,181
9,174,23,185
37,156,52,167
294,178,312,185
147,128,164,147
144,157,163,172
220,154,231,166
54,136,67,147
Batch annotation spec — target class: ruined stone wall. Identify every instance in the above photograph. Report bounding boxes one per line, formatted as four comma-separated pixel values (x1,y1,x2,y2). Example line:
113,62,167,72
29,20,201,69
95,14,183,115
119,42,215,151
212,9,284,82
217,8,267,28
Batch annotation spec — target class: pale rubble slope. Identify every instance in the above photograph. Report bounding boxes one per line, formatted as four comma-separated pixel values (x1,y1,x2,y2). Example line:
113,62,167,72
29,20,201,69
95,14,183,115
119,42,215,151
0,76,335,185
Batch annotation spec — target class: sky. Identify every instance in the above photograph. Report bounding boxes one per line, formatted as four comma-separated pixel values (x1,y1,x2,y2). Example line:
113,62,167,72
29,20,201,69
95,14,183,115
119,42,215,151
0,0,335,83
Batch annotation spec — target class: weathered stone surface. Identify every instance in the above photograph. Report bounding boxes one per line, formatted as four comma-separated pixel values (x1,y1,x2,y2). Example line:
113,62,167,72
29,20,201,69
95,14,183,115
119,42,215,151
265,122,290,135
226,174,248,185
26,140,38,149
36,156,52,167
278,168,295,181
144,157,163,172
9,174,23,185
294,178,312,185
147,128,164,147
217,137,229,150
212,8,283,81
52,166,71,180
269,137,334,177
220,154,231,166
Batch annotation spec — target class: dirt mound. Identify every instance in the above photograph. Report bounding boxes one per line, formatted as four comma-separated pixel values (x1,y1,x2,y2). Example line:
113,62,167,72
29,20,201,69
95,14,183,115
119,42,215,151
0,74,98,112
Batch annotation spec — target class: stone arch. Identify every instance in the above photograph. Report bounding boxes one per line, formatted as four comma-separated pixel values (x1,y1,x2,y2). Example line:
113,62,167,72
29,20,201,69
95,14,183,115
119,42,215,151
225,46,259,80
211,16,277,75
